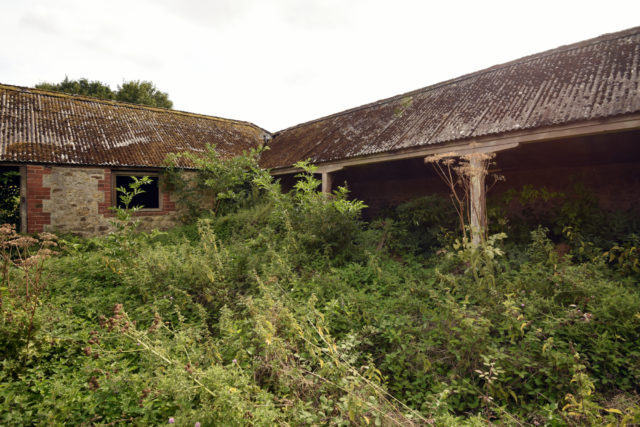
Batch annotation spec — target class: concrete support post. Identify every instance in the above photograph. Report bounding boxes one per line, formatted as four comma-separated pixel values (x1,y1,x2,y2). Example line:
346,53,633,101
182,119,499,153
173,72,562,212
469,155,487,246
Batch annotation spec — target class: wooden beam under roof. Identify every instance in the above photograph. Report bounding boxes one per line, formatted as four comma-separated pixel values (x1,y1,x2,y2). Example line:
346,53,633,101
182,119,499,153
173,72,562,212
269,113,640,175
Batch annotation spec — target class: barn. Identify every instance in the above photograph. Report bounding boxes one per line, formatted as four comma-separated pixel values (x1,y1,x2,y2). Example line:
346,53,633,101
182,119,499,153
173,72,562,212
262,27,640,234
1,26,639,236
0,88,268,234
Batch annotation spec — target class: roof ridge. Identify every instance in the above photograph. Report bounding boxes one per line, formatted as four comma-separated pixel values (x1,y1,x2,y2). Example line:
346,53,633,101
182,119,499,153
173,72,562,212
0,83,272,135
273,25,640,136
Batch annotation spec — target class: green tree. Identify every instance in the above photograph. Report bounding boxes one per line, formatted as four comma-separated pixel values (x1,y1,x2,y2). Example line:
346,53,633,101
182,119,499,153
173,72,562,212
115,80,173,109
36,77,115,100
35,77,173,109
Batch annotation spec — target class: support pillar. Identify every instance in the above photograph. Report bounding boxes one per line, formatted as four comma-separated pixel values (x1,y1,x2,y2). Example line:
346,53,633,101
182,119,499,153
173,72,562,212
321,172,333,194
318,166,343,194
469,155,487,245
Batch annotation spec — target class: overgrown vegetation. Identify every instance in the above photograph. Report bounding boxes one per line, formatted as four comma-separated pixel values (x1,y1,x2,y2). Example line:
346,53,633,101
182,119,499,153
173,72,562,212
0,169,20,229
424,152,503,243
1,148,639,425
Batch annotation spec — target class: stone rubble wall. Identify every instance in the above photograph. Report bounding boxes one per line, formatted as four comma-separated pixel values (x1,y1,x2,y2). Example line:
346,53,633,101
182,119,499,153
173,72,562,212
25,165,181,236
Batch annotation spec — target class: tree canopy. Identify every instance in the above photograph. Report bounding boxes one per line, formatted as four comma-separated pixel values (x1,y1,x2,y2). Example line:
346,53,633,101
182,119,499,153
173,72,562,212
35,77,173,109
36,77,114,100
115,80,173,109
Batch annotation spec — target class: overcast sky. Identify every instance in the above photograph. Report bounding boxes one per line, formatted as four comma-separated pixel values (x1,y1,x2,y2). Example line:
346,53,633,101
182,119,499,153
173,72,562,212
1,0,639,131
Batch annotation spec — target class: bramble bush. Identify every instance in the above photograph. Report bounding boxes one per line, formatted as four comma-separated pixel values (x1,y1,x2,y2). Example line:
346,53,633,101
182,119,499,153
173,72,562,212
1,150,639,425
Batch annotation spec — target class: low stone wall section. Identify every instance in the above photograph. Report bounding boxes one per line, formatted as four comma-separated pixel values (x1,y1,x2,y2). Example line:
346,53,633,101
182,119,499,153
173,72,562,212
25,165,180,236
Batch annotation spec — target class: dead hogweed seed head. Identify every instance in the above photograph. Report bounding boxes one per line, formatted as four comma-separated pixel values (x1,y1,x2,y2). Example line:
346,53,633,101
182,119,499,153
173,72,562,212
9,236,38,249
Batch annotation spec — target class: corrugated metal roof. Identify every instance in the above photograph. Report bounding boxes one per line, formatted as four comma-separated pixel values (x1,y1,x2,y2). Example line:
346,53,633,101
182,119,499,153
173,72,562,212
261,26,640,169
0,85,268,168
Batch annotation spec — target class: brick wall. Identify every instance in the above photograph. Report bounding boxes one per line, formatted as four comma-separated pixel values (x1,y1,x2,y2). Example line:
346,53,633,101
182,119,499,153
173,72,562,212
97,169,112,217
26,165,52,233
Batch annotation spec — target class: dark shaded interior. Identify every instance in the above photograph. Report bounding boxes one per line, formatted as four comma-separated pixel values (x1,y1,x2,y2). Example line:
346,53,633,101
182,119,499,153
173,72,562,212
275,129,640,218
0,166,20,230
115,175,160,209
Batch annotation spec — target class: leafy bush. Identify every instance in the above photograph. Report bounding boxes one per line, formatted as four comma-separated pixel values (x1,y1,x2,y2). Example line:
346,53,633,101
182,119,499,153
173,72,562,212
388,194,458,254
1,152,639,425
164,145,270,219
490,183,640,248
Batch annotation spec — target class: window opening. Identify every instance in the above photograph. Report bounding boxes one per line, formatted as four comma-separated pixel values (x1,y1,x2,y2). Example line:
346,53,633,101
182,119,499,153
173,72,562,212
0,166,20,229
114,175,160,209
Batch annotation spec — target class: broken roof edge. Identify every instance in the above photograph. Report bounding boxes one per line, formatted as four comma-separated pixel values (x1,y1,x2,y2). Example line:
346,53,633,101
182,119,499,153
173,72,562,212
0,83,273,136
272,25,640,137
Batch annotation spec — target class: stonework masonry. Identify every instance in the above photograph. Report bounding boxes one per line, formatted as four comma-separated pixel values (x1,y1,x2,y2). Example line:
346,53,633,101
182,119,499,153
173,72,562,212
25,165,180,236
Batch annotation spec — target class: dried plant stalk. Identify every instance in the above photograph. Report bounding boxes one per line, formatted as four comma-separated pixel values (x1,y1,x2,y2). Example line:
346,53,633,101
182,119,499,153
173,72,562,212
1,224,58,364
425,152,503,243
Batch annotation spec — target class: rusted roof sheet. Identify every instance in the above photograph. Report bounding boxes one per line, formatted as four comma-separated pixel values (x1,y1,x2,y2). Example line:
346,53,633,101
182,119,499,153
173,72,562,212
261,26,640,169
0,85,268,168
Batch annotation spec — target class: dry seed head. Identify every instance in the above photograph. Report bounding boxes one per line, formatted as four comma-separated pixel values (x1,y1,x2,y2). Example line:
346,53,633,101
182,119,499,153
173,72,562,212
9,236,38,249
0,223,17,238
38,232,58,242
425,152,460,163
37,248,56,257
461,152,496,162
20,256,41,268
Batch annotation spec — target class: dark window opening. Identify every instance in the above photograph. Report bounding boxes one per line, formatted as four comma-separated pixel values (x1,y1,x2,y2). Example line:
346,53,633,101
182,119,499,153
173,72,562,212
0,166,21,229
115,175,160,209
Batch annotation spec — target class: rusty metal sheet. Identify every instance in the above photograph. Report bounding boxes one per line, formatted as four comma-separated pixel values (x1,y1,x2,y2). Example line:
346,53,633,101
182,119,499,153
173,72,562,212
0,85,268,168
261,26,640,169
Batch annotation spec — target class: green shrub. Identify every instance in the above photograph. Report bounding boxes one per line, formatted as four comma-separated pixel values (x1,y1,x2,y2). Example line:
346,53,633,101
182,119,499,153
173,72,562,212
164,145,271,219
389,194,458,254
490,183,640,248
2,151,639,425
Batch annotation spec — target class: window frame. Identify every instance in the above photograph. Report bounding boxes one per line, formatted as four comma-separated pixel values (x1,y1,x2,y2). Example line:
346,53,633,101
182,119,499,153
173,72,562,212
111,171,162,212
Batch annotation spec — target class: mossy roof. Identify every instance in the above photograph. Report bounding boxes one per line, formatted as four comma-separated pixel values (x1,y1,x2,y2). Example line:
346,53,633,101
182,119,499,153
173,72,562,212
3,26,640,171
0,84,269,168
261,26,640,169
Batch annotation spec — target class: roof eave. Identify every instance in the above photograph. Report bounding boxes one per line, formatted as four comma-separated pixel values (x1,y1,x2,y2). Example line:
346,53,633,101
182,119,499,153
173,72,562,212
267,112,640,175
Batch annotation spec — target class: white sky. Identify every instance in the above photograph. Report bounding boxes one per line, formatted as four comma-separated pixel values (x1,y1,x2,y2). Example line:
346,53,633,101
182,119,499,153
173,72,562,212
1,0,639,131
